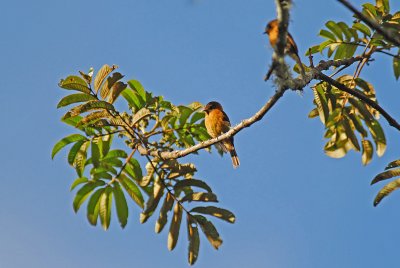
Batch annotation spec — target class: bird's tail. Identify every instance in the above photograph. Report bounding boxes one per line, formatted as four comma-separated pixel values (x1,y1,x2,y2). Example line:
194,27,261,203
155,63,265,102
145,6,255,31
230,149,240,169
291,52,306,78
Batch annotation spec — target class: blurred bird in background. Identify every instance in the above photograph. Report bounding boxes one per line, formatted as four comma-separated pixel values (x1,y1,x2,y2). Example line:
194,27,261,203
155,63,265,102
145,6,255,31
264,19,306,78
203,101,240,168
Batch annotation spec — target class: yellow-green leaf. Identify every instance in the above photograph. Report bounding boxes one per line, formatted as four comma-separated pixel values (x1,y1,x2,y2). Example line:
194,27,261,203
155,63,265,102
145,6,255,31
155,193,175,233
57,93,96,108
167,202,183,251
52,134,87,159
194,215,222,250
374,178,400,206
99,186,113,230
371,168,400,185
362,139,373,165
113,183,129,228
191,206,235,223
94,64,118,92
59,76,91,94
87,188,104,226
187,215,200,265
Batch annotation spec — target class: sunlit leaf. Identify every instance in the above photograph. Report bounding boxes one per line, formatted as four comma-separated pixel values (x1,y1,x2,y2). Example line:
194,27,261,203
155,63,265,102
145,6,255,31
128,80,147,101
371,168,400,185
174,179,213,194
181,192,218,203
73,180,105,213
187,215,200,265
109,81,128,104
191,206,235,223
99,186,113,230
59,76,91,94
70,177,88,191
385,159,400,170
168,202,183,251
100,72,124,100
73,141,89,177
94,64,117,92
67,140,86,165
194,215,222,250
87,188,104,226
140,177,164,223
326,21,343,40
362,139,373,165
353,22,372,36
374,178,400,206
119,174,144,209
155,193,175,233
131,108,151,126
319,29,336,41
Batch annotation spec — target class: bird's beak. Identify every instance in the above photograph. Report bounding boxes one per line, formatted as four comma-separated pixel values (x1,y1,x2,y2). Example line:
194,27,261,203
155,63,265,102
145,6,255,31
263,31,267,35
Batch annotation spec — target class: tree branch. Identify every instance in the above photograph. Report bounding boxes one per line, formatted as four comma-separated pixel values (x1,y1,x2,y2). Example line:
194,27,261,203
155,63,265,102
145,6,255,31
317,72,400,131
337,0,400,47
137,56,366,160
138,86,288,159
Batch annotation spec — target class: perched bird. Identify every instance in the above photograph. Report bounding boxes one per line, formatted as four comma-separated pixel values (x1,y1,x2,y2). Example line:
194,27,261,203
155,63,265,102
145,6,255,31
203,101,240,168
264,19,306,77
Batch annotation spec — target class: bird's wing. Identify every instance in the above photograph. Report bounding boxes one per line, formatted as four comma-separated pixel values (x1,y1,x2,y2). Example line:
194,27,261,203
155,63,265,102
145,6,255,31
221,111,231,133
287,32,299,55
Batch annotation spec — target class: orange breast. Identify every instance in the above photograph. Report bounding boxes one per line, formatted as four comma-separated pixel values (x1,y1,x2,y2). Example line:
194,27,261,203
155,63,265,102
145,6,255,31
205,109,225,138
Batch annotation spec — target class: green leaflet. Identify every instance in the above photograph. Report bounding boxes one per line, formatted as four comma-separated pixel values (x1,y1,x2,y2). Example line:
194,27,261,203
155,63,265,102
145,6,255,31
393,56,400,80
113,183,129,228
128,80,147,101
73,180,106,213
70,177,88,191
74,141,90,177
87,188,105,226
59,75,91,94
67,140,86,165
52,134,87,159
99,186,113,230
57,93,96,108
353,22,372,36
326,21,343,41
119,174,144,209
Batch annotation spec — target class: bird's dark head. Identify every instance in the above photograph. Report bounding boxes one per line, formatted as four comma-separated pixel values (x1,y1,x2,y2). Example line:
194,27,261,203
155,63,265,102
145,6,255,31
264,19,278,35
203,101,223,114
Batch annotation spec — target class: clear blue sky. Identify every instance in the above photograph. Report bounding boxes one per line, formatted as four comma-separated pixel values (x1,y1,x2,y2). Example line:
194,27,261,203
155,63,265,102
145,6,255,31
1,0,400,267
